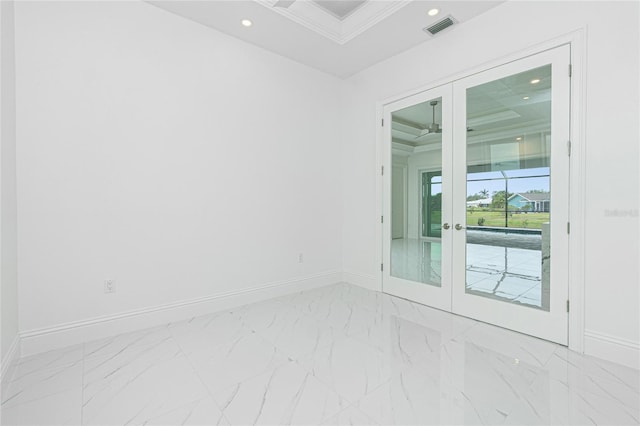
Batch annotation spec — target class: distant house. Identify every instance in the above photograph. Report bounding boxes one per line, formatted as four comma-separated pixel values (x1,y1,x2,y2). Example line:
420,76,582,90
466,197,493,208
508,192,550,212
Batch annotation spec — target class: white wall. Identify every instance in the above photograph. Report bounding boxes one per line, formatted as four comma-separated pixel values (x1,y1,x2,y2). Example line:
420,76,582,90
14,1,343,341
342,1,639,365
1,0,20,372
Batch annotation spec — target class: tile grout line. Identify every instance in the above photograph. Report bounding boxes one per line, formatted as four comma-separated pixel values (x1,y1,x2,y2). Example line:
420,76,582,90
319,399,382,425
239,302,341,362
169,323,233,423
339,378,390,425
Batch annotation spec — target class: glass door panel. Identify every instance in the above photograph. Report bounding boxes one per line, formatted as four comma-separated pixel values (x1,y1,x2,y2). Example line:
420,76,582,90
383,85,453,311
451,45,570,344
464,65,552,311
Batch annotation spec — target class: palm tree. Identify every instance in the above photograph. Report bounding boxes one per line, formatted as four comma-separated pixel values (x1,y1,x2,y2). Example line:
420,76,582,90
480,189,489,198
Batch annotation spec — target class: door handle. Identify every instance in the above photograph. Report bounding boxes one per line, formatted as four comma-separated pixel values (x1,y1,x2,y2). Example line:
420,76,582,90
455,223,465,230
442,223,450,230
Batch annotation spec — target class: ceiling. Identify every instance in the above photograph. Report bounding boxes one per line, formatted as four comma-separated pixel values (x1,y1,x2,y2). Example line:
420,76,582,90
312,1,367,20
392,65,552,151
148,0,504,78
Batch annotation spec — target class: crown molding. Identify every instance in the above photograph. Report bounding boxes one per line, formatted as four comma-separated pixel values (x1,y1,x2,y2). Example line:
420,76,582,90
255,0,412,45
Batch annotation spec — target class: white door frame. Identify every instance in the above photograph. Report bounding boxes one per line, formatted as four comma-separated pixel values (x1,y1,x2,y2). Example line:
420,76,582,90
375,30,586,351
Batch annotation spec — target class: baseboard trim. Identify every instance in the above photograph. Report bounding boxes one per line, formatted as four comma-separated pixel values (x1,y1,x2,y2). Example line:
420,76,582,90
584,329,640,370
1,335,21,391
342,270,379,292
20,270,342,357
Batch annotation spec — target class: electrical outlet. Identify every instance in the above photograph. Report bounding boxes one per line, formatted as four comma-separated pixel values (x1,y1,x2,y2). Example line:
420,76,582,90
298,253,304,263
104,279,116,294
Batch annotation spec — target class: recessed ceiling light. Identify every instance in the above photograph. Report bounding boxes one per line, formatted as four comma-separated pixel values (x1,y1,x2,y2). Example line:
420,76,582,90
523,96,530,100
241,19,253,27
516,137,523,141
530,79,541,84
427,8,439,16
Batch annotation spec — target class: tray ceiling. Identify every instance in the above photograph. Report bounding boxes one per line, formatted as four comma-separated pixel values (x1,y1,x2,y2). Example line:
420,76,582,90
312,1,367,20
149,0,505,78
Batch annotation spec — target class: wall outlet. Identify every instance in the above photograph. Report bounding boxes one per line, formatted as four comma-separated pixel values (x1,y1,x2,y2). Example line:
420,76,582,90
298,253,304,263
104,279,116,294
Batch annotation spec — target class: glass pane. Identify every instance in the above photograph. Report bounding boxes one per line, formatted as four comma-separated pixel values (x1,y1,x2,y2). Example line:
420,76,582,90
391,97,443,286
465,65,551,311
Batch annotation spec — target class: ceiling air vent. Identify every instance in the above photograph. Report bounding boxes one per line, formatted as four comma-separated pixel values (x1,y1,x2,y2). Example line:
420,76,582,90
424,16,456,36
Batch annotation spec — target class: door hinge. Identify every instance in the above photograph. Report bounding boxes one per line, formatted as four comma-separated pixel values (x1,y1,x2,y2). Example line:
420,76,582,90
569,64,572,77
567,140,572,156
381,118,384,127
566,300,570,313
381,215,384,223
381,263,384,272
381,165,384,176
567,222,570,234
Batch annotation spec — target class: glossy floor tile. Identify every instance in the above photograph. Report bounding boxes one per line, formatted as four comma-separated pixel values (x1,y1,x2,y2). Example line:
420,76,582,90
2,282,638,425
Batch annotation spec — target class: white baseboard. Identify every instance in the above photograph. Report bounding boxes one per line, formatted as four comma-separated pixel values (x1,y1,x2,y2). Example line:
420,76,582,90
343,270,379,292
20,270,342,358
584,329,640,370
1,335,21,393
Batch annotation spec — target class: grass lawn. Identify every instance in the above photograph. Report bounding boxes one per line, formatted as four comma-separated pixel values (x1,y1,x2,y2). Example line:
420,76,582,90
466,210,549,229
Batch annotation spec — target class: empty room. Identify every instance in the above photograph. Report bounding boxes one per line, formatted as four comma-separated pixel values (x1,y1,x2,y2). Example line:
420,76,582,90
1,0,638,425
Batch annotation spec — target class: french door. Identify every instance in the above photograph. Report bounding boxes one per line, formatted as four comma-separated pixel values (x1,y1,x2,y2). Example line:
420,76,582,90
382,85,454,311
382,45,571,344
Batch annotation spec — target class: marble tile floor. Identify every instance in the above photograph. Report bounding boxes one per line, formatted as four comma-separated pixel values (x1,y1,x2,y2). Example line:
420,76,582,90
1,282,638,425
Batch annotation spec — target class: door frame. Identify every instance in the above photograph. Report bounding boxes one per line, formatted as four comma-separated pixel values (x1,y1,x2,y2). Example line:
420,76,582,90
375,31,586,351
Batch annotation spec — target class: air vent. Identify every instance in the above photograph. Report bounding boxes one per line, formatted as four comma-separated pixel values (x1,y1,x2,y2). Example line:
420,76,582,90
424,16,456,35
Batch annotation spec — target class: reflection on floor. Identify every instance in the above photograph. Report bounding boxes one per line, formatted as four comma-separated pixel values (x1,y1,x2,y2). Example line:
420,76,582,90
391,238,442,286
1,283,637,425
391,233,548,310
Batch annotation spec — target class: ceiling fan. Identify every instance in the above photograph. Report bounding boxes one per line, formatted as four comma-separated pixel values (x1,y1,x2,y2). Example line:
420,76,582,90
414,100,442,139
